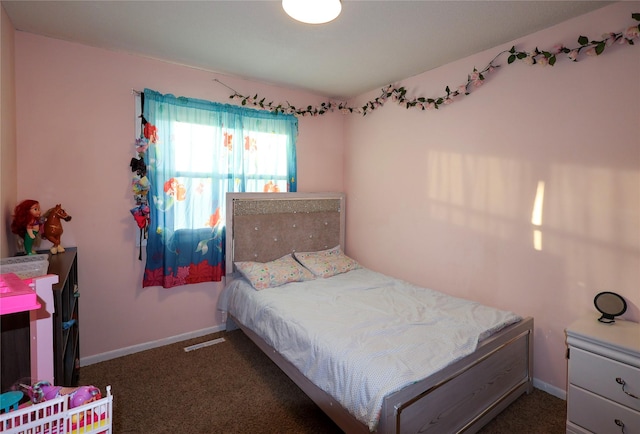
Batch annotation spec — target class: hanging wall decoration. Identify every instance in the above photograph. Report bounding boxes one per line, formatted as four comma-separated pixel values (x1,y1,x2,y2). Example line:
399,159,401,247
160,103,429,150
221,13,639,117
129,93,152,260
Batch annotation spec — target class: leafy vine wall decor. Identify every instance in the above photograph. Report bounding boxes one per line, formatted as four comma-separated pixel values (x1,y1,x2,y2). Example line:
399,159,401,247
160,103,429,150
223,13,639,117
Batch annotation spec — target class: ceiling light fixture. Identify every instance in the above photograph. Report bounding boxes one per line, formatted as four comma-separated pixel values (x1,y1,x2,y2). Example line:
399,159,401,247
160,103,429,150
282,0,342,25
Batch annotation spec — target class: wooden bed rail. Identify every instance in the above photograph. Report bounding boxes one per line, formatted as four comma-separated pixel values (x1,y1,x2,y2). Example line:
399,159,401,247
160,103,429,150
229,315,533,434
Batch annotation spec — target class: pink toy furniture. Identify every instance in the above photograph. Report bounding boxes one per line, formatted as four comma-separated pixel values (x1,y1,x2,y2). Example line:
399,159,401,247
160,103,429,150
0,272,59,385
0,386,113,433
0,273,40,315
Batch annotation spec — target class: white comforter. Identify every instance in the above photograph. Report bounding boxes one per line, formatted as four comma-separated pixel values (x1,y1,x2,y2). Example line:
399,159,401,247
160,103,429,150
219,268,521,431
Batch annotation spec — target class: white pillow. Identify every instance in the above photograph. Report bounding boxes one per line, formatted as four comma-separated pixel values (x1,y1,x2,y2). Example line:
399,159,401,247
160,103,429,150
294,246,360,278
235,254,315,290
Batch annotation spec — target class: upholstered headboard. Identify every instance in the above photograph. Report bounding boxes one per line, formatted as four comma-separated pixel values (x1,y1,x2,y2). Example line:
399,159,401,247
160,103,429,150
225,192,346,275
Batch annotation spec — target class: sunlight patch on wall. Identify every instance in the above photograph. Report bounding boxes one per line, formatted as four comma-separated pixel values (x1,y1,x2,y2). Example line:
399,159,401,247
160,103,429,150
424,150,531,240
531,180,545,251
421,151,639,272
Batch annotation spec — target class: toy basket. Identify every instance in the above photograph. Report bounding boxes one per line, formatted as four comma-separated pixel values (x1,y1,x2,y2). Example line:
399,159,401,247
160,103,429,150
0,255,49,279
0,386,112,434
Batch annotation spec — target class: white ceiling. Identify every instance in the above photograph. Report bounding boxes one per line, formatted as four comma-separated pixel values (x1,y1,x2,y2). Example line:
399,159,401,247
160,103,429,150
3,0,612,99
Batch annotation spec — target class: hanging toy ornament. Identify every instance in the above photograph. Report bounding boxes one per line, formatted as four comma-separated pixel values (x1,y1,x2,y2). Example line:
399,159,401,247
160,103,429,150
129,91,153,261
135,136,149,155
130,204,150,260
143,122,158,143
130,204,150,230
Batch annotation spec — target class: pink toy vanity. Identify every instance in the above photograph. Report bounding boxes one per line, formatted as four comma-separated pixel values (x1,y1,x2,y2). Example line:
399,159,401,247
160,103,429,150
0,273,41,314
0,270,59,387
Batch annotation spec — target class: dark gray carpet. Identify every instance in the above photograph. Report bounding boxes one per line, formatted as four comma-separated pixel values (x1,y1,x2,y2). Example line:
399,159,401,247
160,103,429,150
79,330,566,433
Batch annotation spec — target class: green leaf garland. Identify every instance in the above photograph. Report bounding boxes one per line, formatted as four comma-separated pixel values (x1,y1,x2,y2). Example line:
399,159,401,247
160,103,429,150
226,13,639,117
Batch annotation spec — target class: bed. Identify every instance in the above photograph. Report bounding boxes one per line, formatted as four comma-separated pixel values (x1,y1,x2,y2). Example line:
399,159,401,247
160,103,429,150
220,192,533,434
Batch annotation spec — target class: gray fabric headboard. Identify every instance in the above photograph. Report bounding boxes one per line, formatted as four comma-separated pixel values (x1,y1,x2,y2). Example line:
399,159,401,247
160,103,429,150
225,192,345,275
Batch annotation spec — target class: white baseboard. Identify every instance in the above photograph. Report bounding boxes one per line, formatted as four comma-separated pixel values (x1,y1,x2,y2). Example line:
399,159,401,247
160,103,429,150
80,324,226,367
533,377,566,400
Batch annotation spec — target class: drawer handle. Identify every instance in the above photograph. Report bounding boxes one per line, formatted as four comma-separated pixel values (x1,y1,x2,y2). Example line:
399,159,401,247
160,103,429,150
615,418,625,433
616,377,640,400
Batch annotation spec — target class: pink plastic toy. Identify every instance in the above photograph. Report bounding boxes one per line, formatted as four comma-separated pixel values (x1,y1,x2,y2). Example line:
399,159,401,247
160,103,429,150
22,381,101,408
0,273,41,315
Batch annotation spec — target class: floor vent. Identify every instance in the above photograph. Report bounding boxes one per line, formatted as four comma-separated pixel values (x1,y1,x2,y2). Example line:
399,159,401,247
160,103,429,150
184,337,226,352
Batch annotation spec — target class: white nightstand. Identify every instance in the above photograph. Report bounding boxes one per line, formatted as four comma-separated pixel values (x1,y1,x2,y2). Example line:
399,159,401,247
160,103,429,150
566,316,640,434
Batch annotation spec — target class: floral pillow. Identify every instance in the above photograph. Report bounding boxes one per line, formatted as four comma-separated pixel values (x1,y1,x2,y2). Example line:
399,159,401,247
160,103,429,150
294,246,360,278
235,254,315,290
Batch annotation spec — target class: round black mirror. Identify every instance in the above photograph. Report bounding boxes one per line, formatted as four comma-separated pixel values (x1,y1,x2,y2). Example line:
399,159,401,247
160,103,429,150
594,292,627,323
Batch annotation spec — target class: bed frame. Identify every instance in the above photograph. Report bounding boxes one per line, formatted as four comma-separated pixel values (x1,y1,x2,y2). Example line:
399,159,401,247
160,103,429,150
225,192,534,434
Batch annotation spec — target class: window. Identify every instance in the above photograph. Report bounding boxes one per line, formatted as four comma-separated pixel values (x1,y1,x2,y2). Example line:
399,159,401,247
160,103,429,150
169,122,290,230
139,89,298,288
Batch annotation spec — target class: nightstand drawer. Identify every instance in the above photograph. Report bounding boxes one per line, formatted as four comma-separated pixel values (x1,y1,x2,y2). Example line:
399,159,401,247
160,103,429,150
568,385,640,434
570,347,640,411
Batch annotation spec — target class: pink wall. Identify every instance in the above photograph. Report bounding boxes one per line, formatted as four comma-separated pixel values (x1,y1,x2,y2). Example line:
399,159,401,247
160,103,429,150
344,2,639,397
8,1,639,398
12,32,344,360
1,5,17,257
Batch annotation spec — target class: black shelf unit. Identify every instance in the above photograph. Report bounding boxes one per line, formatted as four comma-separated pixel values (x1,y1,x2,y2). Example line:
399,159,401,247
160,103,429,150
47,247,80,387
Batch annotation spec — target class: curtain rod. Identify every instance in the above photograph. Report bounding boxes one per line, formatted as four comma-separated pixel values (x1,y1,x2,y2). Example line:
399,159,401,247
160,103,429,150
132,79,237,96
213,78,238,94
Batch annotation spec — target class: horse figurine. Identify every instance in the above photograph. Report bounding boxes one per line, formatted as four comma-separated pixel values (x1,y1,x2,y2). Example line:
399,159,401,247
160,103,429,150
43,204,72,254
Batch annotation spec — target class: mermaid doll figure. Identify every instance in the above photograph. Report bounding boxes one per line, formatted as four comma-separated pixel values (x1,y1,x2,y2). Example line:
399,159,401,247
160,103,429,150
11,199,42,255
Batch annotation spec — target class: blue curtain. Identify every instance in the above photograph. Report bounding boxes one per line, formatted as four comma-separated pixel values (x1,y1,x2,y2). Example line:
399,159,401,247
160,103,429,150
142,88,298,288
